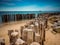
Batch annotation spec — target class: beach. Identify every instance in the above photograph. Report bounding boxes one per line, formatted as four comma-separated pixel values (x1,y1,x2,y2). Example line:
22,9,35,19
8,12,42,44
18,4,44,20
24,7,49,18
0,19,60,45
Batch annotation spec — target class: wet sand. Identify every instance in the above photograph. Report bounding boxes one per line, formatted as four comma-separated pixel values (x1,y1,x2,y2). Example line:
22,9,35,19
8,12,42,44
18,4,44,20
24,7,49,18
0,19,60,45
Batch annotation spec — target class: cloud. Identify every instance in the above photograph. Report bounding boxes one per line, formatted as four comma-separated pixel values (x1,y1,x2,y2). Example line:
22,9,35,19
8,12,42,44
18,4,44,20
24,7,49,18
5,3,15,6
0,2,15,6
0,0,23,2
18,5,40,11
41,6,60,11
0,5,40,11
0,5,60,11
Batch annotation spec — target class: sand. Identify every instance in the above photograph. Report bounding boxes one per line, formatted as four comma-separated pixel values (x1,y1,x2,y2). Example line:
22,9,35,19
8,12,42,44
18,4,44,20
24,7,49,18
0,19,60,45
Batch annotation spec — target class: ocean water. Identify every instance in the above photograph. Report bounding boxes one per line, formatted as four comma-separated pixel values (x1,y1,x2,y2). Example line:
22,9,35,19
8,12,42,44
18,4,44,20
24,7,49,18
0,11,41,15
0,11,58,15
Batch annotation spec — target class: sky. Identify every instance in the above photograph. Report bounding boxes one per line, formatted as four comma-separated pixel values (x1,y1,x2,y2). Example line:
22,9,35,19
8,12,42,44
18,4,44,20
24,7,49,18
0,0,60,11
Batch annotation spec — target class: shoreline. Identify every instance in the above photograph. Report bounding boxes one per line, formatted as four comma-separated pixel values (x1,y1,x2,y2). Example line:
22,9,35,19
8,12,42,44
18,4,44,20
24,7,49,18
0,19,34,28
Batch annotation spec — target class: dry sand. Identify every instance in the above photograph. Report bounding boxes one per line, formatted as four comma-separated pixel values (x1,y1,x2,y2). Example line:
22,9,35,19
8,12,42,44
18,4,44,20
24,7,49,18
0,19,60,45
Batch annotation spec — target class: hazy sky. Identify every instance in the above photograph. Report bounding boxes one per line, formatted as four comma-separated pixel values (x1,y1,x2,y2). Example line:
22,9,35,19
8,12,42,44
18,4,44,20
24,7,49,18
0,0,60,11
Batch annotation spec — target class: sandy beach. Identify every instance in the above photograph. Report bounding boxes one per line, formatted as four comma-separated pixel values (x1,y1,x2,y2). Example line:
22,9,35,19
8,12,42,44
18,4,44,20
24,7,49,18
0,19,60,45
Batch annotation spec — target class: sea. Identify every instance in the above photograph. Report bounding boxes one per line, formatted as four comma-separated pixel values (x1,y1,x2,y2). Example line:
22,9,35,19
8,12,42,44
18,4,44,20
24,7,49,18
0,11,59,15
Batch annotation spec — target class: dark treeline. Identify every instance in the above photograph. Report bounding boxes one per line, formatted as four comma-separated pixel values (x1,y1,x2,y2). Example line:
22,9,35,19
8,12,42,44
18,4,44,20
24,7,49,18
0,14,35,23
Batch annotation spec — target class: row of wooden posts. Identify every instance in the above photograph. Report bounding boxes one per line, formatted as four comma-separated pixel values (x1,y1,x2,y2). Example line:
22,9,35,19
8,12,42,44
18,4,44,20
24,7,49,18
8,17,47,45
0,14,36,23
20,18,46,45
